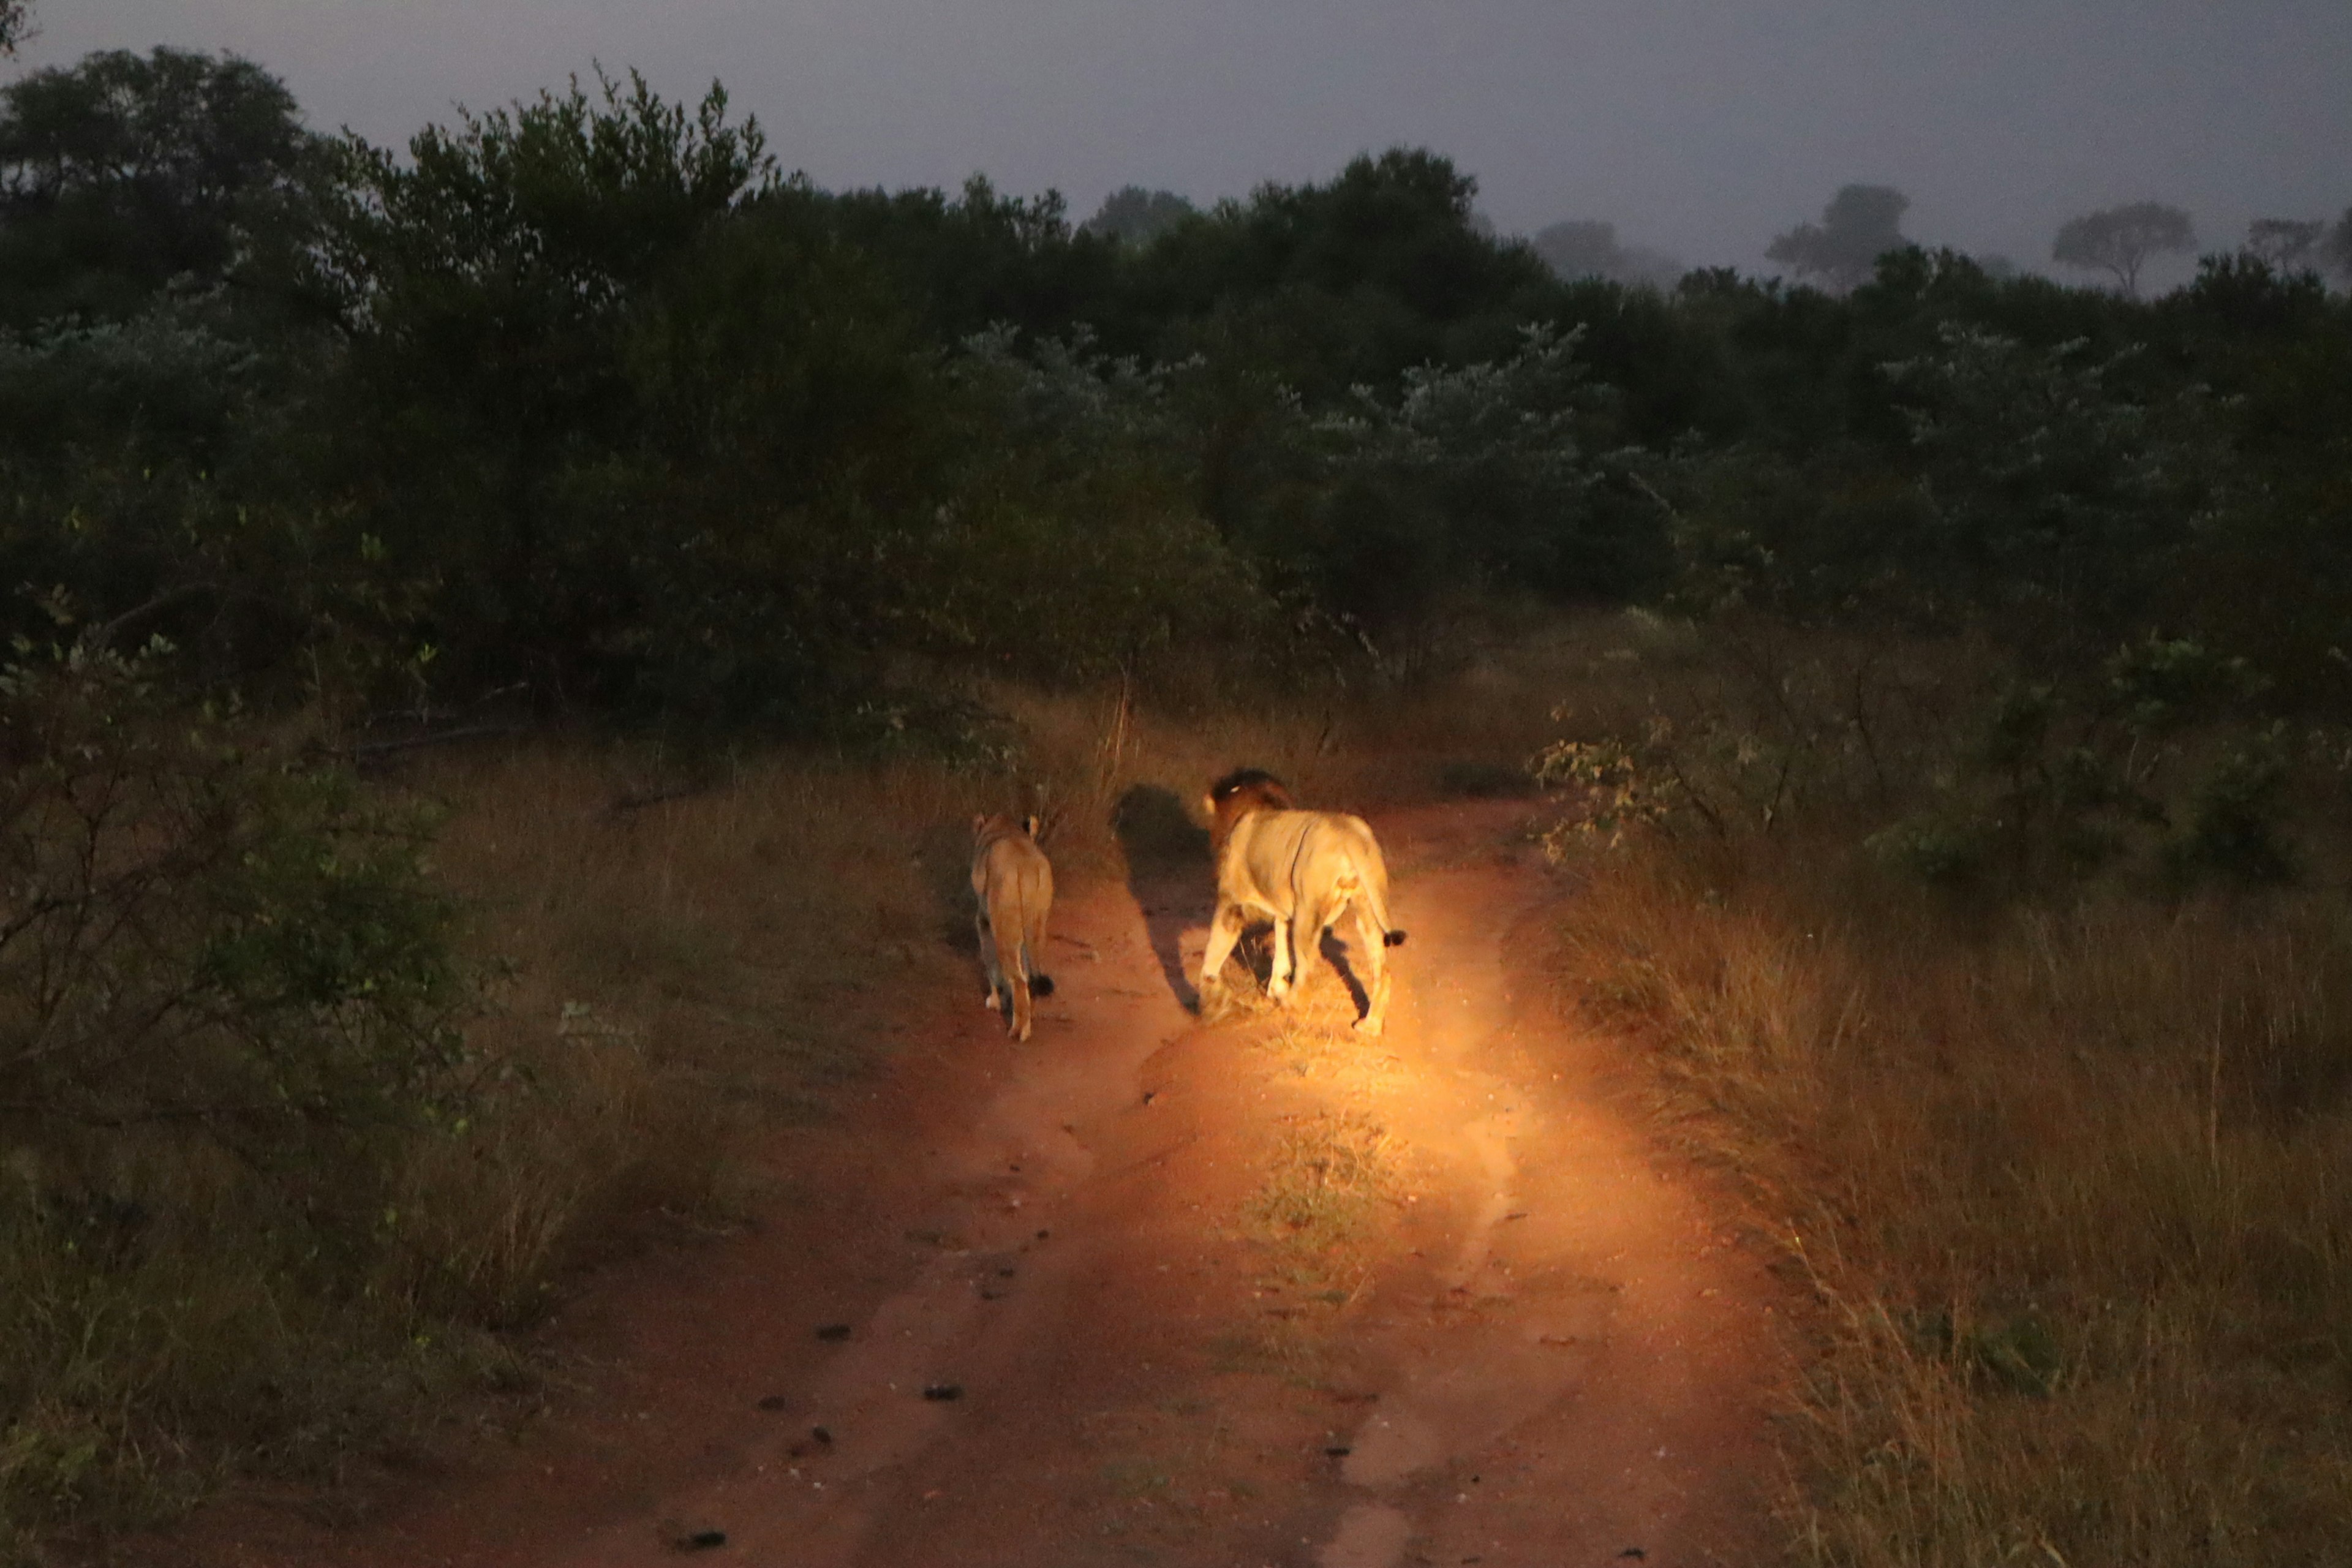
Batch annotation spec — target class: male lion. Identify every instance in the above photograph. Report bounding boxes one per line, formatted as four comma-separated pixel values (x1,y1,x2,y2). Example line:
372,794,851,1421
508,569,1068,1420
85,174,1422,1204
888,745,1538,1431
971,813,1055,1042
1199,769,1406,1035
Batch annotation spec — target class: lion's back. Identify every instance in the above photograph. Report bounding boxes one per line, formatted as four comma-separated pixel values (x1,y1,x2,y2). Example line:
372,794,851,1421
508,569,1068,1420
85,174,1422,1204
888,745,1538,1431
973,823,1054,904
1224,809,1385,907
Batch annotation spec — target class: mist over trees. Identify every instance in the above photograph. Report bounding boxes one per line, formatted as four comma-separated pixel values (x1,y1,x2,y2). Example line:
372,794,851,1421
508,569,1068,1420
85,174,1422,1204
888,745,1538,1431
2052,200,2197,296
1528,219,1681,288
1765,183,1910,291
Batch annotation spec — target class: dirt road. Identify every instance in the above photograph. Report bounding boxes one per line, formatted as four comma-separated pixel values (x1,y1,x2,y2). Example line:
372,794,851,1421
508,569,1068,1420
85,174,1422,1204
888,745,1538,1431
178,799,1786,1568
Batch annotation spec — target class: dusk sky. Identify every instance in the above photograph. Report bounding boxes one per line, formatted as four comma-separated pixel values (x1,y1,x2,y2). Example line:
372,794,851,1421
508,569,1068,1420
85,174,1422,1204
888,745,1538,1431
12,0,2350,287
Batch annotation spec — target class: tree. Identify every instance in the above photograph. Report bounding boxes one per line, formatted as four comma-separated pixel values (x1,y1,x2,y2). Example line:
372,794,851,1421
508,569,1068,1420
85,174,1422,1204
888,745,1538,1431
1,0,31,56
320,69,816,706
1530,219,1681,287
2244,217,2323,271
0,47,323,325
1084,185,1195,246
1120,147,1559,396
2051,201,2196,298
2326,206,2352,285
1766,184,1910,292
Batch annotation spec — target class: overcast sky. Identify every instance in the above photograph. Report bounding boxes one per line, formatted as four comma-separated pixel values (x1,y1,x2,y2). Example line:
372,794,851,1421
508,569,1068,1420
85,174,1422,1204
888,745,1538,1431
11,0,2350,287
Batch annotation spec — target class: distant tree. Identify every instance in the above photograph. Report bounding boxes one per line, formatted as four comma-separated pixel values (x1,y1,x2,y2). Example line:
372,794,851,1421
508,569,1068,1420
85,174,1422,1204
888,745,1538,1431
1766,184,1910,292
1083,185,1195,246
2326,206,2352,285
0,47,323,325
1530,219,1681,287
2244,217,2324,271
2051,201,2196,297
1,1,30,56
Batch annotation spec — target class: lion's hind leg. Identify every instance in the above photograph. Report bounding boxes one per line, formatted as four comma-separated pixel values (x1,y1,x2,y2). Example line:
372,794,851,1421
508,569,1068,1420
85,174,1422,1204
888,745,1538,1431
977,903,1006,1012
997,919,1035,1042
1277,856,1343,1007
1022,884,1054,1002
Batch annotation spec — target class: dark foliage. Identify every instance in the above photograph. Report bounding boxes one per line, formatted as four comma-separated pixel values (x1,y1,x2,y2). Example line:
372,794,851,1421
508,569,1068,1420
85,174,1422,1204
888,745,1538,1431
0,49,2345,731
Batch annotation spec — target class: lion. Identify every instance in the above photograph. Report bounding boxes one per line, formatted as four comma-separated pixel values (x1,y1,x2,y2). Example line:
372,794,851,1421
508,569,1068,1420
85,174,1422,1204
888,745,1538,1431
1198,769,1406,1035
971,813,1055,1042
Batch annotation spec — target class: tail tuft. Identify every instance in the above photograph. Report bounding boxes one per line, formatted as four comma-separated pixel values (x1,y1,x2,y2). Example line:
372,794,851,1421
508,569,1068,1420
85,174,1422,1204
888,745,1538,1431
1383,930,1408,948
1031,973,1056,998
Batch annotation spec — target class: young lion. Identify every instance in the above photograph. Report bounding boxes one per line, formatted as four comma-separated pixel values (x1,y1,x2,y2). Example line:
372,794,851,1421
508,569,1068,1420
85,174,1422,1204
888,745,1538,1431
1199,769,1406,1035
971,813,1056,1042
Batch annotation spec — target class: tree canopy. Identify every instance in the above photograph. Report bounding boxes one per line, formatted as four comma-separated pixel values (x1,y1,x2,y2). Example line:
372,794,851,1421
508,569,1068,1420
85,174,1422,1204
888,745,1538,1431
1766,184,1911,292
2052,201,2196,297
0,46,322,326
1529,219,1681,288
2326,207,2352,284
2244,217,2324,271
1083,185,1197,247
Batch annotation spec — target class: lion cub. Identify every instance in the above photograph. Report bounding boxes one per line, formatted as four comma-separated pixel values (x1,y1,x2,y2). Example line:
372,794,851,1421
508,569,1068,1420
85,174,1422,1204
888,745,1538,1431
971,813,1056,1042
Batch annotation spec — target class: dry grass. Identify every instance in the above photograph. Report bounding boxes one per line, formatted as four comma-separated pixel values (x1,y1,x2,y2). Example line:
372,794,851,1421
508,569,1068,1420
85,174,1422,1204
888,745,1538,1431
1242,1109,1403,1261
1559,835,2352,1565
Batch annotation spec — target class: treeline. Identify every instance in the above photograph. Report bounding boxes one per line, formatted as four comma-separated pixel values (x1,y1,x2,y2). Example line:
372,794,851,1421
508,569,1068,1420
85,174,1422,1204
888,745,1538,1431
7,48,2346,733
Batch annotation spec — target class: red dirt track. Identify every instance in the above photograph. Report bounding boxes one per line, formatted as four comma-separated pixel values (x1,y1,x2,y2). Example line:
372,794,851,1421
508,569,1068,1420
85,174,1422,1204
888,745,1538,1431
170,799,1787,1568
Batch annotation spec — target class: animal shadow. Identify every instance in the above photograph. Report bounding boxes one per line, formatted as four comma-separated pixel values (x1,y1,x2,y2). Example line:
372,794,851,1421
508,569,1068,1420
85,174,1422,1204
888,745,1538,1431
915,818,985,974
1113,784,1216,1011
1317,928,1373,1020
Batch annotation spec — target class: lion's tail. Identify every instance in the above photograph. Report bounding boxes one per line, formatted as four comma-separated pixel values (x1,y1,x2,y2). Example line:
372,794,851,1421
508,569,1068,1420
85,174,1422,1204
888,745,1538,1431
1018,869,1054,998
1357,870,1406,949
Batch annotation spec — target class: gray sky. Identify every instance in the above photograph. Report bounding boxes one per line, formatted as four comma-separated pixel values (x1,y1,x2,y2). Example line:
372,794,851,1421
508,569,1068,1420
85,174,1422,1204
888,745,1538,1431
12,0,2350,287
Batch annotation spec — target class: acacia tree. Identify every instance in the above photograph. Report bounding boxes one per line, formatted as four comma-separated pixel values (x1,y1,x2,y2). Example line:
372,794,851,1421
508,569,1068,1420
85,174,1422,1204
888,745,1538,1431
1766,184,1910,292
2052,201,2195,297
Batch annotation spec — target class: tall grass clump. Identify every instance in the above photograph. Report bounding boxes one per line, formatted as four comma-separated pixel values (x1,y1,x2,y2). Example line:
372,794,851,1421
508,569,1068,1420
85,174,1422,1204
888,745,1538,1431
1544,624,2352,1564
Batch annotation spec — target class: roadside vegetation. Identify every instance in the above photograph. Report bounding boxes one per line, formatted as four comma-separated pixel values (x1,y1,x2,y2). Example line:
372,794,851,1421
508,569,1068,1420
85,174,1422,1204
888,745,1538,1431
2,32,2349,1564
1540,624,2352,1564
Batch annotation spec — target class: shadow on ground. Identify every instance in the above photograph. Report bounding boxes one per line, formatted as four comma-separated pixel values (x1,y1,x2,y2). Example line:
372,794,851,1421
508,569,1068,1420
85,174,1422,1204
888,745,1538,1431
1113,784,1218,1011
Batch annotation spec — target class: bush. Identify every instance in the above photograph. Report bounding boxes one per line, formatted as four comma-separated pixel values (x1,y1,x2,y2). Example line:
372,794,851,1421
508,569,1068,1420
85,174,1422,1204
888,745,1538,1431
0,635,475,1544
1533,624,2304,897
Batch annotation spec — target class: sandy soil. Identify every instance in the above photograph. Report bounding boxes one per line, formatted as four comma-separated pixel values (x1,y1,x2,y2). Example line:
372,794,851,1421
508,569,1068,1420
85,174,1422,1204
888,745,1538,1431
164,797,1788,1568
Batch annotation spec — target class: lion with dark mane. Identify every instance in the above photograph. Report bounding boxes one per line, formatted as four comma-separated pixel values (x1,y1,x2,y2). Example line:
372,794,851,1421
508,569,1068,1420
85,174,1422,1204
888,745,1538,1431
1199,769,1405,1035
